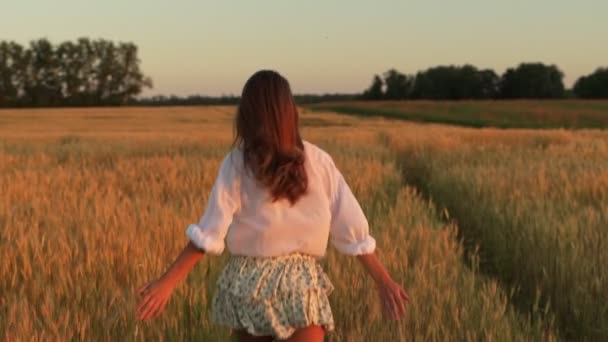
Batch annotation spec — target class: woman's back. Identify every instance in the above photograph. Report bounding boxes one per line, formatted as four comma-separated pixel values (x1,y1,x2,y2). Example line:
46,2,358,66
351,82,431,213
187,140,375,257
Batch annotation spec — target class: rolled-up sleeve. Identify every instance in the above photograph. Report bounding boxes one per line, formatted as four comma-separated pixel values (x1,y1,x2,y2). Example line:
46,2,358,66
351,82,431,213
186,152,240,255
327,158,376,255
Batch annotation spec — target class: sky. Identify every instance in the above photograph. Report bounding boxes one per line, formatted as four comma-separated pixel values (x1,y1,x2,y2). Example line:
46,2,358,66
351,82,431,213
3,1,607,96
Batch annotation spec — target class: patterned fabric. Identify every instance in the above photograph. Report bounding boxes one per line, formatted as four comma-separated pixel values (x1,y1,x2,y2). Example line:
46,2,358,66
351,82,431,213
211,253,335,340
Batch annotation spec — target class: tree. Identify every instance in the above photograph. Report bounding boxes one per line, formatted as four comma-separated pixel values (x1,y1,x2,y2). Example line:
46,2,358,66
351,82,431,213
361,75,384,100
477,69,500,99
0,41,25,105
573,68,608,98
410,65,499,100
23,39,64,106
76,38,101,105
499,63,565,99
110,42,153,104
383,69,412,100
411,66,454,99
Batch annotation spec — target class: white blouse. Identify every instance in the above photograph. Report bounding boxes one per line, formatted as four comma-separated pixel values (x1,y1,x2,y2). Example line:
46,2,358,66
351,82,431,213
186,141,376,257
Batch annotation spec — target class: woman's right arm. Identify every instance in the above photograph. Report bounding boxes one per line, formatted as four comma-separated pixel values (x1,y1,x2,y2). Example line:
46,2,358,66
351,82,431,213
136,152,241,320
137,242,205,320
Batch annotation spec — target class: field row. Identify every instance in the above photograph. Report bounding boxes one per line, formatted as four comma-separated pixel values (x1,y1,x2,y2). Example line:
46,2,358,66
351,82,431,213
388,127,608,340
310,100,608,129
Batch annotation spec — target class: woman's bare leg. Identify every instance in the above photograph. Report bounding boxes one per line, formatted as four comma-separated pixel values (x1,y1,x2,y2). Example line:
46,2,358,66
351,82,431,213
285,325,325,342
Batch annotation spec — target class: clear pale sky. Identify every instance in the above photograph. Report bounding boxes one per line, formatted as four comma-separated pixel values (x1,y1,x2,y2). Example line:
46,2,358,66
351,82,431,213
4,1,607,96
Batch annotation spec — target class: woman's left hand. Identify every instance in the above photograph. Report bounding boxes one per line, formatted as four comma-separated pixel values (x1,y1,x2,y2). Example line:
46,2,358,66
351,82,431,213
376,278,409,320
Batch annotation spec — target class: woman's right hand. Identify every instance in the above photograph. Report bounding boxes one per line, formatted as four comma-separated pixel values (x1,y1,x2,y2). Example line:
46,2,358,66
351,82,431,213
136,278,175,320
135,242,206,320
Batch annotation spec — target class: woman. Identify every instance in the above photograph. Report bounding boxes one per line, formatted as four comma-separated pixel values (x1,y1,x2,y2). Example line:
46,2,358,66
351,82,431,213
137,70,409,341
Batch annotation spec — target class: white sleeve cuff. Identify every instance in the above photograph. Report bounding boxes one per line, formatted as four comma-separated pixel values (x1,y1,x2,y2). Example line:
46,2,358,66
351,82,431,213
186,224,225,255
333,235,376,255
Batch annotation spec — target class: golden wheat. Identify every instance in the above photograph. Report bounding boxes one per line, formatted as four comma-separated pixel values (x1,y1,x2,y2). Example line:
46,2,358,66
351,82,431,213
1,106,586,341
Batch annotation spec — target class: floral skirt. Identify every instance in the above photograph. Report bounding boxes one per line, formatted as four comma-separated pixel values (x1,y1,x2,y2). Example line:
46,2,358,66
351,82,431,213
211,253,335,340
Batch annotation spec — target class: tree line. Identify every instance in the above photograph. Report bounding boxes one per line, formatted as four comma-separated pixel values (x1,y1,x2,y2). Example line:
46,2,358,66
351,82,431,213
2,38,607,108
0,38,151,107
361,63,608,100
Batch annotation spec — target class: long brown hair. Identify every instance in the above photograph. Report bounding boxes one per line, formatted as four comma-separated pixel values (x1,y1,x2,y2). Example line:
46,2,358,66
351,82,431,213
234,70,307,205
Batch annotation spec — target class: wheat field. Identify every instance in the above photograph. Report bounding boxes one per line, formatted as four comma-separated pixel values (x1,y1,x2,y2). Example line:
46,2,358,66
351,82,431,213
1,105,606,341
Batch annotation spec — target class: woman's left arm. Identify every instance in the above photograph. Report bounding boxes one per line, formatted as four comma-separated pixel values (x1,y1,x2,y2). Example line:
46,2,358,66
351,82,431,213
356,252,409,320
325,157,409,320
